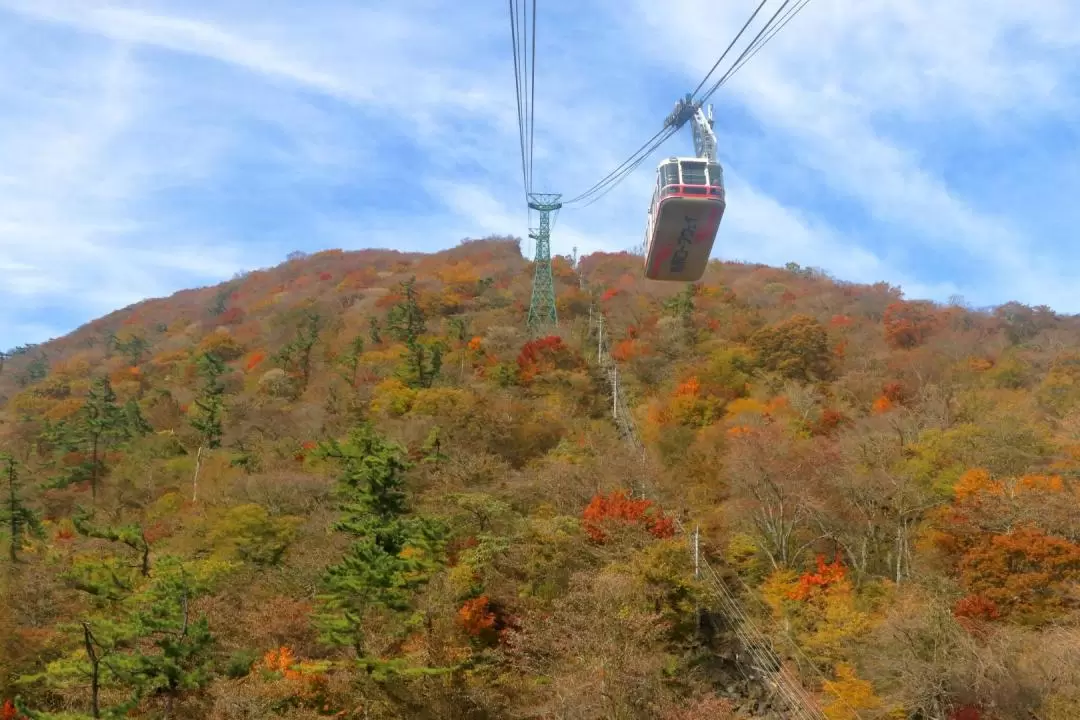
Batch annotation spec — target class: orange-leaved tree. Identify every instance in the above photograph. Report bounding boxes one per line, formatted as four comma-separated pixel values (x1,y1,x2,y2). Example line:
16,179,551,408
935,468,1080,623
883,300,938,349
582,490,675,543
958,528,1080,623
516,336,579,383
762,553,871,669
788,553,847,601
457,595,505,646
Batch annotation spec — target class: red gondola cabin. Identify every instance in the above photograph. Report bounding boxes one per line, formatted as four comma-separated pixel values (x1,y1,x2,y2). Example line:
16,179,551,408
643,156,726,282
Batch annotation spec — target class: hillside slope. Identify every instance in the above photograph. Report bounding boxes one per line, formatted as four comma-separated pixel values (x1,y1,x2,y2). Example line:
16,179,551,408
2,238,1080,719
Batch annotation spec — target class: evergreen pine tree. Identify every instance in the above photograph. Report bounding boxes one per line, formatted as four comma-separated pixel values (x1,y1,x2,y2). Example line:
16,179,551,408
421,427,447,465
17,557,217,720
73,509,151,577
189,352,225,449
274,310,321,393
127,559,215,718
386,277,445,389
0,454,42,562
50,377,127,501
122,400,153,438
313,423,446,658
336,335,365,389
115,335,149,367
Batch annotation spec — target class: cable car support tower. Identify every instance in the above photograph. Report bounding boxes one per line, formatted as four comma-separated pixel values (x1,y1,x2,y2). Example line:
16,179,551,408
508,0,564,334
526,193,562,332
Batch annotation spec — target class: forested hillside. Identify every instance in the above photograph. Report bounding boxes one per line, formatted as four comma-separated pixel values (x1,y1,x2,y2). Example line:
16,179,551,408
2,237,1079,720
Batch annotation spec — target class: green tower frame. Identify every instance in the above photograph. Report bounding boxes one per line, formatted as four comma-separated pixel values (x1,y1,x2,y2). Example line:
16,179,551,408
526,193,562,332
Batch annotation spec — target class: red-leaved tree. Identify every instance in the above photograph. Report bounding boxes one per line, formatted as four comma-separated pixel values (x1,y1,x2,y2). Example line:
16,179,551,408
582,490,675,543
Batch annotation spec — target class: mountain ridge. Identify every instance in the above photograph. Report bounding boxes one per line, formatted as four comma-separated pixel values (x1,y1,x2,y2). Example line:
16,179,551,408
2,237,1080,719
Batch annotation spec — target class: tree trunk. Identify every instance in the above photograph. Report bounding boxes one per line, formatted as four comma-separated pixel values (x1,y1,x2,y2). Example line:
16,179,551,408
8,461,17,563
192,446,203,503
91,434,100,502
83,622,100,719
141,533,151,577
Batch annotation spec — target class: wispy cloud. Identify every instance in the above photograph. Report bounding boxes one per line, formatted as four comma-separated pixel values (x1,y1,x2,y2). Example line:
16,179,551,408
635,0,1080,308
0,0,1077,347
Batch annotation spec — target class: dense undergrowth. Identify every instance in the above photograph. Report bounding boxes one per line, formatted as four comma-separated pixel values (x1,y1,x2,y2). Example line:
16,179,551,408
1,237,1079,719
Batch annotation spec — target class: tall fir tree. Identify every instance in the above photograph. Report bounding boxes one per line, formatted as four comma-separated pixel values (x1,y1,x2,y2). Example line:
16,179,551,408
336,335,365,389
49,376,127,501
313,423,447,660
386,277,444,389
1,454,42,562
274,309,321,394
189,352,225,449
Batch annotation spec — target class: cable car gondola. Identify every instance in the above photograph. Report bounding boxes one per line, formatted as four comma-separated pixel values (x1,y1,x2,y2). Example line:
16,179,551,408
643,156,726,282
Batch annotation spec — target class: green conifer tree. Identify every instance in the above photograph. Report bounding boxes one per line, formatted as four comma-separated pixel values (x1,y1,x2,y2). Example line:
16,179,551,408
17,557,218,720
73,509,151,577
1,454,42,562
336,335,365,389
122,400,153,438
313,423,446,660
49,377,127,501
387,277,445,389
274,310,321,393
127,559,215,718
115,335,149,367
189,352,225,449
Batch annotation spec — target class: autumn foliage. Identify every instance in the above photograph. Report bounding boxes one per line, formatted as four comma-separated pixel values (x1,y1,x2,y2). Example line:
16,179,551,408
6,239,1080,718
953,594,1000,622
748,313,833,381
263,646,301,678
582,490,675,543
457,595,501,645
516,335,579,382
244,349,267,371
883,300,938,349
812,408,851,436
788,554,847,601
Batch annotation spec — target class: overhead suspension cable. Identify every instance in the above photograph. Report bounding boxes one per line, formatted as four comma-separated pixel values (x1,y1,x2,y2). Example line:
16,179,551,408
562,0,812,209
509,0,540,201
698,0,802,104
723,0,812,89
528,0,537,195
508,0,529,201
576,127,679,209
688,0,770,100
562,125,676,206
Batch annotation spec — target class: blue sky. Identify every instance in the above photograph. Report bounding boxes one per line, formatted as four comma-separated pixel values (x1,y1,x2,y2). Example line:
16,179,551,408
2,0,1080,348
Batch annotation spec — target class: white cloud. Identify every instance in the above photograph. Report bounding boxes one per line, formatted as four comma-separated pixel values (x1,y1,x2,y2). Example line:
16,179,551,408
721,173,961,301
0,28,248,343
1,0,1078,348
632,0,1080,308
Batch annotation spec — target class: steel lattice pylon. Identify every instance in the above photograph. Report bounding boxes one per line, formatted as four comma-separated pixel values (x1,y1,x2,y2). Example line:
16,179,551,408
526,193,562,332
